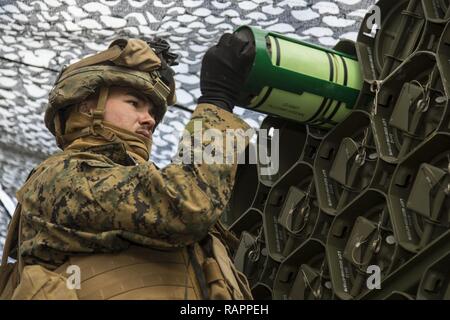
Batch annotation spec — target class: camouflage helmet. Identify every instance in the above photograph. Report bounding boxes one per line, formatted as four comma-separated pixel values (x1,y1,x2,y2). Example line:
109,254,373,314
45,37,177,143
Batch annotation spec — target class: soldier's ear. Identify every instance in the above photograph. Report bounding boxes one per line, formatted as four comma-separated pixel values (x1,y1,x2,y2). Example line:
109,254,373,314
78,102,91,113
78,91,100,114
77,101,98,116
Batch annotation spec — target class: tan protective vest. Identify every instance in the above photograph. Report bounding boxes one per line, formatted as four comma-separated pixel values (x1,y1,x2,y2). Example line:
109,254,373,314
54,245,205,300
51,236,252,300
1,203,252,300
2,238,252,300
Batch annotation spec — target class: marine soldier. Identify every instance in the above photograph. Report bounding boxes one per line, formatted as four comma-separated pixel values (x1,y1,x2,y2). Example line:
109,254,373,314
0,34,254,300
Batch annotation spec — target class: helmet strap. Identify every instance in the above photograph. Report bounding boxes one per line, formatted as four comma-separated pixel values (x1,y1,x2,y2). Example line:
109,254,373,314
91,86,109,130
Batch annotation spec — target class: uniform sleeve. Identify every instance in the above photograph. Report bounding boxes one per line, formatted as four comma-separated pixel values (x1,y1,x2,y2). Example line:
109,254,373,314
69,104,251,249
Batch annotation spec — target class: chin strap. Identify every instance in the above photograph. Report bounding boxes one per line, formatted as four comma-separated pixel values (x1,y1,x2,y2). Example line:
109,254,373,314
56,86,115,148
91,86,109,132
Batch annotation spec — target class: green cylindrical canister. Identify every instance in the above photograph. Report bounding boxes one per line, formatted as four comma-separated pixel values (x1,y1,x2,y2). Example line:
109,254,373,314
235,26,363,129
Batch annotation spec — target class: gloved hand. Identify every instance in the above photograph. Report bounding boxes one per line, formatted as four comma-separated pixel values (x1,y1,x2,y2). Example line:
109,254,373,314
198,33,254,113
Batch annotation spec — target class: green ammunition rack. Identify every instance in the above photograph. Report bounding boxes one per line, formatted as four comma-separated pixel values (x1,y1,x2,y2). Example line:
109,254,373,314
227,0,450,300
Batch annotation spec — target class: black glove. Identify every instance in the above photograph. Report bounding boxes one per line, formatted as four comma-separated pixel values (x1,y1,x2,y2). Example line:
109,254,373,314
198,33,254,113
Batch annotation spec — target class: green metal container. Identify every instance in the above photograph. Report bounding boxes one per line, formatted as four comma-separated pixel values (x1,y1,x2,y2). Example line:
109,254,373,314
273,239,334,300
417,251,450,300
357,0,424,81
326,189,409,300
235,26,363,129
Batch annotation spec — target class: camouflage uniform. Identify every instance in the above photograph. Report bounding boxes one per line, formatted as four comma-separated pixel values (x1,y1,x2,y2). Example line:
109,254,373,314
18,104,249,268
1,38,253,300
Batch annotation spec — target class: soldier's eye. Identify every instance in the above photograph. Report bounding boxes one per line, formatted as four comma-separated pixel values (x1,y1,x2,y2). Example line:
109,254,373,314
127,100,139,107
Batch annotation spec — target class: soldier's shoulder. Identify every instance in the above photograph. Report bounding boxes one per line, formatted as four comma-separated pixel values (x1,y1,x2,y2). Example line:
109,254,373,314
17,150,115,201
37,149,109,167
30,150,113,182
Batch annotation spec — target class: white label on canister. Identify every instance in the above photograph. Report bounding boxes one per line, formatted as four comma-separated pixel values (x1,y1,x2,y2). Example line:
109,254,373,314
337,250,349,293
367,46,376,80
381,117,394,156
322,169,334,208
273,215,283,253
432,0,441,18
399,198,413,241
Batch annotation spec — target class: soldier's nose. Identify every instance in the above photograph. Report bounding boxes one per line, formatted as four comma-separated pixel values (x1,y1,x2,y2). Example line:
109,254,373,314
139,111,156,132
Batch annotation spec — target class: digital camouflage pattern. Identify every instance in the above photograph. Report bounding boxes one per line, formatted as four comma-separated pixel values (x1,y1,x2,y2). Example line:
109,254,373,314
16,103,250,269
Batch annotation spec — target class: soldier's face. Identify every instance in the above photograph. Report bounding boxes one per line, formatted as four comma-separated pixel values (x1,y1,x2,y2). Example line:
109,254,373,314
103,86,156,139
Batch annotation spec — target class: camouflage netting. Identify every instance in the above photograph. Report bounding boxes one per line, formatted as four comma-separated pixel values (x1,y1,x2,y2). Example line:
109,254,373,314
0,0,375,268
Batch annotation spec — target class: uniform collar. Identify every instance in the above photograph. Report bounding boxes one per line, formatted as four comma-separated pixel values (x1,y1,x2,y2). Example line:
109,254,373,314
75,142,137,166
